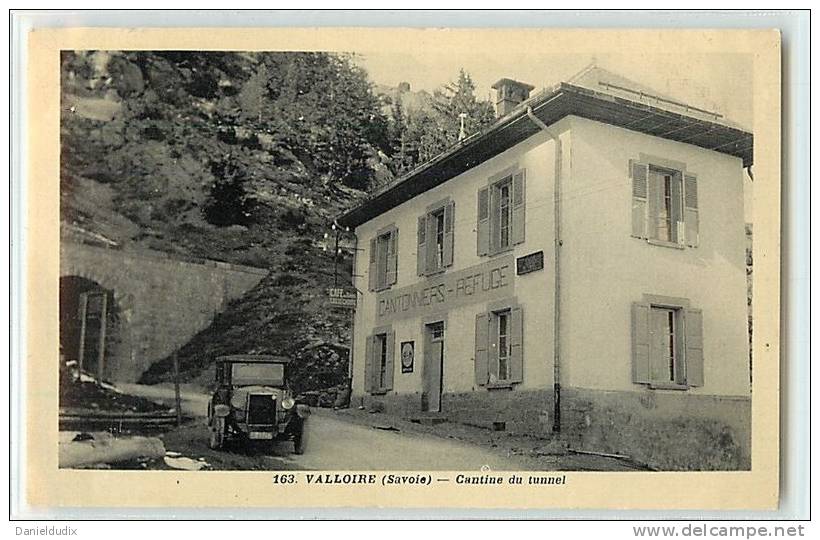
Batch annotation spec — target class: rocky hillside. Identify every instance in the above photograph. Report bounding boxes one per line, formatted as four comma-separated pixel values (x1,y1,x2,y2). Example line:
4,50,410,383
61,52,496,392
61,51,391,392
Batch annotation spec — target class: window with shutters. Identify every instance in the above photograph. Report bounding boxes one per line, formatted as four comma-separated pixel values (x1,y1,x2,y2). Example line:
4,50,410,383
368,225,398,291
630,158,699,248
477,168,526,257
417,199,454,276
365,327,395,394
631,295,704,389
474,302,524,387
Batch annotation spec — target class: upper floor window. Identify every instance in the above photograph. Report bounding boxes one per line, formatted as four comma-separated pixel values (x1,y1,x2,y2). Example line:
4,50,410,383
478,168,526,256
368,225,398,292
631,159,699,248
417,199,455,276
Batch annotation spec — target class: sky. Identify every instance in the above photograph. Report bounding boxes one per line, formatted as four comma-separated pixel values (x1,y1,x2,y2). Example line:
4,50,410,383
355,52,753,130
354,50,754,221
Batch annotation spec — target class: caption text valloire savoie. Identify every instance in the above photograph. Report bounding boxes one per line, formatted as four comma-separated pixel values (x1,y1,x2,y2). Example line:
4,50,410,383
271,473,567,486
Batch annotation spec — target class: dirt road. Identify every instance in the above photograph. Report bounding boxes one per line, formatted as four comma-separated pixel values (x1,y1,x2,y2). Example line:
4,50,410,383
117,384,645,472
116,380,536,470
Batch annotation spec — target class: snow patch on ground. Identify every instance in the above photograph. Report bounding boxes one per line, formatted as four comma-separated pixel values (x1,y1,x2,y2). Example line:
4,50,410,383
164,455,210,471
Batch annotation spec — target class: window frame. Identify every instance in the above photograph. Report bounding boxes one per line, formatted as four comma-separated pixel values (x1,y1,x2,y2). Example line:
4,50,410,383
647,165,684,248
497,178,513,251
432,207,446,270
490,175,514,255
648,305,685,387
494,309,512,383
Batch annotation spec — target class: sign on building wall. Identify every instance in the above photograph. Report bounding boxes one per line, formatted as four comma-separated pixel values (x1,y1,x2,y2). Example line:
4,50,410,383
327,287,357,309
516,251,544,275
375,255,515,324
400,341,414,373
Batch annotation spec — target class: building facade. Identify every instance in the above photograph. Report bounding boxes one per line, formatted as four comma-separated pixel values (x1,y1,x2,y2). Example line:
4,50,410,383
339,68,753,470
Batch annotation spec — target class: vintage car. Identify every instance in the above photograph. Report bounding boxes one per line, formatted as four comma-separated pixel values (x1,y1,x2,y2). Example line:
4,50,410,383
207,355,309,454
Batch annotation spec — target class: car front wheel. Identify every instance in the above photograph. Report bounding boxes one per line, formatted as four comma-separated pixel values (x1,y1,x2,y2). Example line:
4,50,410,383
209,417,225,450
293,422,307,455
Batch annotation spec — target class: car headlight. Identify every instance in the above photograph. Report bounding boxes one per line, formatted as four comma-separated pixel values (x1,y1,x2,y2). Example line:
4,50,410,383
282,397,295,410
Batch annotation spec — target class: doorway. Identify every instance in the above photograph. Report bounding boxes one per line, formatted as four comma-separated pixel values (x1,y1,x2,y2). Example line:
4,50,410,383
60,276,121,382
422,321,445,413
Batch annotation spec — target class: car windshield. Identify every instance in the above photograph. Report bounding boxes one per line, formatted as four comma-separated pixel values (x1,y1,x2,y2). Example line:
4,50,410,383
230,362,285,386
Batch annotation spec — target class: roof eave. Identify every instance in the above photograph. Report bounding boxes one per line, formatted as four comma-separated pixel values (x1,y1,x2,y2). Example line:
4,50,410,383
339,83,752,229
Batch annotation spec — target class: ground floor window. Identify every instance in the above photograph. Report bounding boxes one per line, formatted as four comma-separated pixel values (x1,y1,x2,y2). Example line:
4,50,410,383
474,303,523,386
366,327,395,393
632,296,704,388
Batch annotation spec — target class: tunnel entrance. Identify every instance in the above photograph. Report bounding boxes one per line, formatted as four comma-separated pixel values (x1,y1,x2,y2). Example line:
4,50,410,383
59,276,128,382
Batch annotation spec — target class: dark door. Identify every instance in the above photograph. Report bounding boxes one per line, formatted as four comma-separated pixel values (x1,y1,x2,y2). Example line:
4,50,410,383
422,322,444,412
77,291,108,381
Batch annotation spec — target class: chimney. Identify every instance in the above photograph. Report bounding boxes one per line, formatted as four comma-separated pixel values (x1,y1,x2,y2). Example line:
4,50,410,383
491,78,535,117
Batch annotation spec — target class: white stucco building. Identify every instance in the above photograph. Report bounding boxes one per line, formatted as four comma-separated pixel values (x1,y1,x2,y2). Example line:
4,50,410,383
338,67,753,470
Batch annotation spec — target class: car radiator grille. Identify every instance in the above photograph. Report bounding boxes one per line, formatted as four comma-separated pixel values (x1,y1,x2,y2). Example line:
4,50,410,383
247,394,277,425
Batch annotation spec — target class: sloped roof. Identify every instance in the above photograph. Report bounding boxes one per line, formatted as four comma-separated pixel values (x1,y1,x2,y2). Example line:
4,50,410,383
339,68,752,229
568,64,745,129
569,65,680,103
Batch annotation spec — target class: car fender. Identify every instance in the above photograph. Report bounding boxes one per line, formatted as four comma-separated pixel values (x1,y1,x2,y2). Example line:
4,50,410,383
213,404,231,417
296,404,311,419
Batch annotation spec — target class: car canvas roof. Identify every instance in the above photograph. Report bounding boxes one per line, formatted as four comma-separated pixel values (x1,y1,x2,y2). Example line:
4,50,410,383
216,355,291,364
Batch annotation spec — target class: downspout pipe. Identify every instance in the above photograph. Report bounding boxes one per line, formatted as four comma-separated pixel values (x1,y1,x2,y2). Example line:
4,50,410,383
527,106,563,433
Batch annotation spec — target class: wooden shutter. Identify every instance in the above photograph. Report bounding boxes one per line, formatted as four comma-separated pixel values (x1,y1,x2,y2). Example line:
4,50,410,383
417,215,427,276
476,187,490,256
384,330,395,391
443,201,455,267
511,171,526,245
672,173,685,246
488,314,499,383
684,308,704,386
684,173,699,247
474,312,489,386
425,216,438,273
630,161,649,239
509,306,524,383
368,238,378,291
631,302,651,384
364,335,374,393
489,184,500,255
386,228,398,286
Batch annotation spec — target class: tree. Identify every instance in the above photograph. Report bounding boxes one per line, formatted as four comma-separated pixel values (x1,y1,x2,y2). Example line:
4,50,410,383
430,69,495,144
387,68,495,177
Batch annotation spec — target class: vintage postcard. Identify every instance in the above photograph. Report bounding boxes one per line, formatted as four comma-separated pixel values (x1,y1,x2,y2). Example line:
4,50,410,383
21,26,781,511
